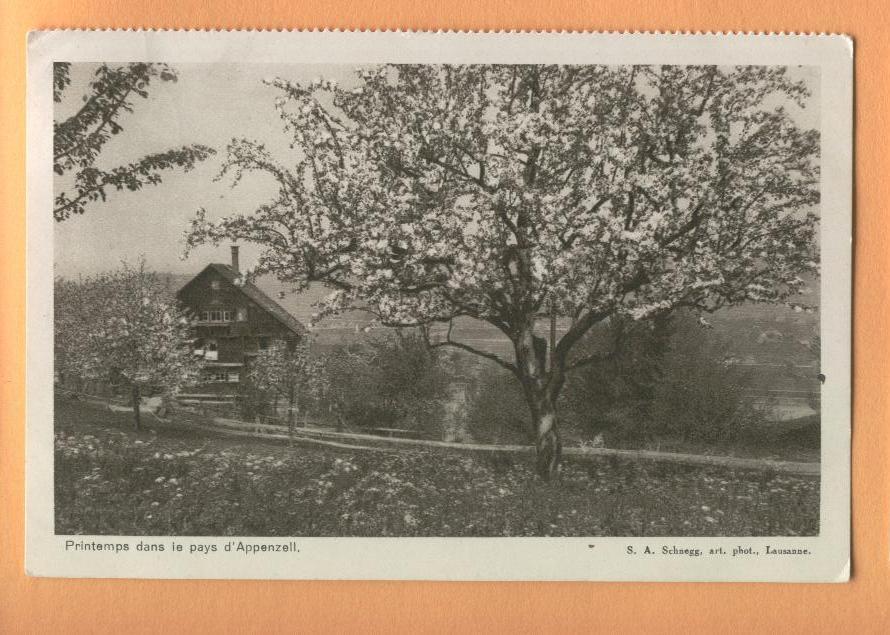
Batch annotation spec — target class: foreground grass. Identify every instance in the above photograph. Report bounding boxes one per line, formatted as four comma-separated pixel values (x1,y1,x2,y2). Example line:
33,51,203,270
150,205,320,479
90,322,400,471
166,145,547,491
55,399,819,537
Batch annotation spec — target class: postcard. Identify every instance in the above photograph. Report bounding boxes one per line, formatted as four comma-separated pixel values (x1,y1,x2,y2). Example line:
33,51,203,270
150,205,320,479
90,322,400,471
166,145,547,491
26,30,852,581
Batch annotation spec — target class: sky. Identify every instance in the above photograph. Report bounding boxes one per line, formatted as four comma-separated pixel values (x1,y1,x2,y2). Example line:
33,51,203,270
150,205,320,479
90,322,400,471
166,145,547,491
54,63,365,278
53,63,820,278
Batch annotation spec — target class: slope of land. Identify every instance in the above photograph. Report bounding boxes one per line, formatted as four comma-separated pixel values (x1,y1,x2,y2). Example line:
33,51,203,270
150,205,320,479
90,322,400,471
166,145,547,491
55,398,819,537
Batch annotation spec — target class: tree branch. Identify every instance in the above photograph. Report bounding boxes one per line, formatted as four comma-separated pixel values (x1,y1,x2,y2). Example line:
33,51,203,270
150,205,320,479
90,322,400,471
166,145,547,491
54,81,139,164
427,319,518,374
564,320,627,371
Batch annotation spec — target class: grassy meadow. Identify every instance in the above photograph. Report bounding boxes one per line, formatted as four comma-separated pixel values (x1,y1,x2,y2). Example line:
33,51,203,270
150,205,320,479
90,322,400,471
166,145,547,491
55,398,819,537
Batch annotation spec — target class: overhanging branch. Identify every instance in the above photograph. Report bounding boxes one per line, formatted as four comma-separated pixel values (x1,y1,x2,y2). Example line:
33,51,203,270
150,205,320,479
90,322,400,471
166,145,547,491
564,316,628,372
427,319,517,375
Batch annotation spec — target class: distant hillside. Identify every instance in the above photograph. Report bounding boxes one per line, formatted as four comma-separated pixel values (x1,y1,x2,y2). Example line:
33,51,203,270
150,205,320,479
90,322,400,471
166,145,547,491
161,270,819,380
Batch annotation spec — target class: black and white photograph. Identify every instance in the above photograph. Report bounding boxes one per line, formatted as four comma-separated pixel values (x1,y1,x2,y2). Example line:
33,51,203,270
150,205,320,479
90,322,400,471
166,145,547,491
26,31,852,581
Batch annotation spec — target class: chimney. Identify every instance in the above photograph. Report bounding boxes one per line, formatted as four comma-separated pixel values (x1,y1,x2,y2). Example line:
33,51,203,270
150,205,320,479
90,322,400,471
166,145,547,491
230,245,240,273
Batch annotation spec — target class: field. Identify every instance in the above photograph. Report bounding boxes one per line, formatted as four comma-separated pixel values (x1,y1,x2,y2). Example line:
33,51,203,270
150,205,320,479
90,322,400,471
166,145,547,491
55,399,819,537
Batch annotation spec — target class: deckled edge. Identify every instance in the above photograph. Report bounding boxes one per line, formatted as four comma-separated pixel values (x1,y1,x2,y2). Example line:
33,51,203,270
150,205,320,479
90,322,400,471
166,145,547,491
24,29,856,57
24,28,854,37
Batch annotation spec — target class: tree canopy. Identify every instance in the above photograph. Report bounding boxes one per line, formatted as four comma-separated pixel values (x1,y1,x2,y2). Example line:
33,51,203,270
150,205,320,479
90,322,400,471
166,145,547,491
54,261,199,428
185,64,819,477
246,338,320,429
53,62,215,221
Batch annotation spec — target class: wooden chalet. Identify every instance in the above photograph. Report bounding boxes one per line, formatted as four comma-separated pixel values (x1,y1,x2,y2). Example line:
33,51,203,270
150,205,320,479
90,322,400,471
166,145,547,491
176,246,306,396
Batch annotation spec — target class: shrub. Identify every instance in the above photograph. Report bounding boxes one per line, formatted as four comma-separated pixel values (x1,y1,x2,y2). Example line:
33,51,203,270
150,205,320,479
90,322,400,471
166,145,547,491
320,329,452,435
647,317,765,443
235,375,274,421
560,315,671,439
560,311,765,444
464,369,532,444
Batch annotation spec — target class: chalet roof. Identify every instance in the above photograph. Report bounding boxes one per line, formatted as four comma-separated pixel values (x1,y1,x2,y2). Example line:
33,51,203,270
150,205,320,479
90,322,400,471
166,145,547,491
181,264,307,336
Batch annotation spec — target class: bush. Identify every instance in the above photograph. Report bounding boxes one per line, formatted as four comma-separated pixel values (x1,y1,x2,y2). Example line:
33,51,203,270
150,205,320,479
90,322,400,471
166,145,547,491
234,376,274,421
321,329,452,436
647,317,765,443
561,311,765,444
560,315,671,439
464,369,532,444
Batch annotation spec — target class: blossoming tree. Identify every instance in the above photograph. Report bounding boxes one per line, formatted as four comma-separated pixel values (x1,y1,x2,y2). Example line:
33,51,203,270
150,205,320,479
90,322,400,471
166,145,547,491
54,262,199,429
53,62,214,221
186,65,819,479
246,339,319,432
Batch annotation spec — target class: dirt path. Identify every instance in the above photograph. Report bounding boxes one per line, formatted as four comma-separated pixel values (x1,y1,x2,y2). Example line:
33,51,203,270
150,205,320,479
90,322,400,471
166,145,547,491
59,393,820,476
201,416,820,476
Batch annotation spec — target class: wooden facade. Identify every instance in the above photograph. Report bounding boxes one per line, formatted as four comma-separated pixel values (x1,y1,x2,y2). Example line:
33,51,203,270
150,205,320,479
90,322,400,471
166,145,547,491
176,247,305,395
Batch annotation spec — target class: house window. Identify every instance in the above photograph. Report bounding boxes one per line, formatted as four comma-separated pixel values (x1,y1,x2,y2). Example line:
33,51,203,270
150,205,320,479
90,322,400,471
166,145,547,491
201,310,232,323
211,280,221,290
205,339,218,361
236,307,248,322
202,369,227,382
227,372,240,383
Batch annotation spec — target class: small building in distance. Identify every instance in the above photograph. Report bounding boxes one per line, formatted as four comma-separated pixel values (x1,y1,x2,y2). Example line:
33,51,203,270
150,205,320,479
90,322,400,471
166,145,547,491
176,246,306,398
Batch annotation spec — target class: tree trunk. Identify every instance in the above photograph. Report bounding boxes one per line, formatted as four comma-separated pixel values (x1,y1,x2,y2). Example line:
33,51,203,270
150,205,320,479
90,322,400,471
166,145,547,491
295,389,302,428
532,392,562,481
514,325,564,481
287,388,296,435
333,402,345,431
131,384,141,431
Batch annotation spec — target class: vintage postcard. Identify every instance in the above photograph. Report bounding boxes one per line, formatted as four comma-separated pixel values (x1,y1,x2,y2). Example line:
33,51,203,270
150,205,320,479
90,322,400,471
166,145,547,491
26,30,852,581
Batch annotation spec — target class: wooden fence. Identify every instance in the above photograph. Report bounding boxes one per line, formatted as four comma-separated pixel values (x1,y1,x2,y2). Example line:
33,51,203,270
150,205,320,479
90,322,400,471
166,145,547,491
58,389,820,477
201,415,819,476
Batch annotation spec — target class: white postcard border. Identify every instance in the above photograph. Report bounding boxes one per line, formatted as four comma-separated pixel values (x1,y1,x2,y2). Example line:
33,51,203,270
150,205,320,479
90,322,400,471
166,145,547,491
26,30,852,581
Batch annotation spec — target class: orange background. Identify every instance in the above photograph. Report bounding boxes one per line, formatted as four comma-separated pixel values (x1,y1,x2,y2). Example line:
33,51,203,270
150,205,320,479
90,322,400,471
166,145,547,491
1,1,888,632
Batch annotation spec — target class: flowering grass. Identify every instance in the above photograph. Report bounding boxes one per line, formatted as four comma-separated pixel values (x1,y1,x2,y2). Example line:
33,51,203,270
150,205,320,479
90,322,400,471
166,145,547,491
55,399,819,537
